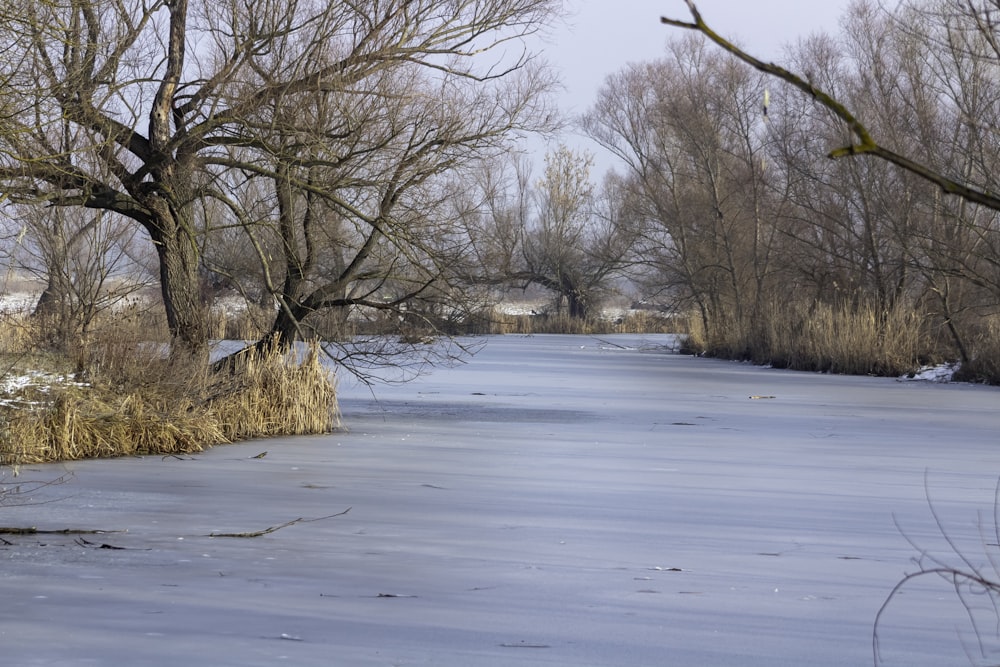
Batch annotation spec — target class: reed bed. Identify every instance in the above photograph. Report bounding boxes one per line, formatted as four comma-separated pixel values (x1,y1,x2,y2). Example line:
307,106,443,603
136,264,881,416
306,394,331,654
0,316,338,465
209,342,339,442
684,300,937,377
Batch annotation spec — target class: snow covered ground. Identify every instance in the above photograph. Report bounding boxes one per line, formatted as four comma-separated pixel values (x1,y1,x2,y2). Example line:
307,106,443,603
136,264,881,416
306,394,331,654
1,334,999,666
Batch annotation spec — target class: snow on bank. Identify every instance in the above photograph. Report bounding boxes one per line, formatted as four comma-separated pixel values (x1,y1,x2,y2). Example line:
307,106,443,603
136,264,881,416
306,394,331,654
0,334,998,666
0,370,89,409
900,362,961,382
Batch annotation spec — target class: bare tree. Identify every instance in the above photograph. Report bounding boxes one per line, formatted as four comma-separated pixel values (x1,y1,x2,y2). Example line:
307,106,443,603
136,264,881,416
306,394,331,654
583,35,779,348
464,145,639,319
7,204,153,346
769,13,924,315
660,0,1000,211
196,43,559,363
0,0,562,360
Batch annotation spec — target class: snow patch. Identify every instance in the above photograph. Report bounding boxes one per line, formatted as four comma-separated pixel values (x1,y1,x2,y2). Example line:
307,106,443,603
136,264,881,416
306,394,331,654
900,362,960,383
0,370,90,408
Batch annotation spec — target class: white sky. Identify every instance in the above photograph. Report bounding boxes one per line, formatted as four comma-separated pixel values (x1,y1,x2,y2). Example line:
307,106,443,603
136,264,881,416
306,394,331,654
546,0,855,115
534,0,856,168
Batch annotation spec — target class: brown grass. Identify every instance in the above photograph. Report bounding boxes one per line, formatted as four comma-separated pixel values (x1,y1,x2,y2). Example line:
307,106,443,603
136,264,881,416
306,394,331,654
0,314,338,465
686,300,935,376
0,312,37,356
209,341,339,441
2,390,226,463
206,301,271,341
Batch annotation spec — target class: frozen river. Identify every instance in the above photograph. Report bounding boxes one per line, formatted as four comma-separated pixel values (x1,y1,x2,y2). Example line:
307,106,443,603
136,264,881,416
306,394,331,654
2,334,999,666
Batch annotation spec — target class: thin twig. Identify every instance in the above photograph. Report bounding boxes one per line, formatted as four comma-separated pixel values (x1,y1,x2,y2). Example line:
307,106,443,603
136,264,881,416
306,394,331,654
74,537,148,550
875,475,1000,665
207,507,351,538
592,336,629,350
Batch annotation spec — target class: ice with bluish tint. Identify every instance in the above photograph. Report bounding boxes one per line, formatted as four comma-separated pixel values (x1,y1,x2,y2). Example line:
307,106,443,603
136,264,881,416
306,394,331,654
1,334,998,666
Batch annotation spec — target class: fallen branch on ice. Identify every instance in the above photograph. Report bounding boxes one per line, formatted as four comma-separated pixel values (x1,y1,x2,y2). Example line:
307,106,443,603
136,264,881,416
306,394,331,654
74,536,149,550
0,526,125,535
207,507,351,538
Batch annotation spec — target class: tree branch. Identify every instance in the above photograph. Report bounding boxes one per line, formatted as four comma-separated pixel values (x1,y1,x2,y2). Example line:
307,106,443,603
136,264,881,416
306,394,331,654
661,1,1000,211
207,507,351,538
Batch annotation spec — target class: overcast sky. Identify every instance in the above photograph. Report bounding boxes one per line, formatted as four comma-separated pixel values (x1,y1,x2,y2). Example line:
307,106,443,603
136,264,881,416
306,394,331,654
535,0,856,168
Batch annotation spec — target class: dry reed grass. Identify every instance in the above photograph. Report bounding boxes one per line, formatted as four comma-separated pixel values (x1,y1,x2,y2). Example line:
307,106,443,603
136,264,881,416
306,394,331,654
209,341,339,441
686,300,934,376
0,314,338,465
206,302,271,341
2,390,226,463
0,312,41,356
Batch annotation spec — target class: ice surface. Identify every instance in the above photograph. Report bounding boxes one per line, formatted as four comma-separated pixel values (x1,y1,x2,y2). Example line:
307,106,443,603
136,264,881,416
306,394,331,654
2,334,999,666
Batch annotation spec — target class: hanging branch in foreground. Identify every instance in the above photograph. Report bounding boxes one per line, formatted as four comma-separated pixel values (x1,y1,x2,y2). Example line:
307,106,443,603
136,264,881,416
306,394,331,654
873,475,1000,666
661,1,1000,212
207,507,351,538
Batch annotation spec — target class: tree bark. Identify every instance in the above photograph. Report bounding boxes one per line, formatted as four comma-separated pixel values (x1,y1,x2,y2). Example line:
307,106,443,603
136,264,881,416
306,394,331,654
146,203,209,358
566,289,589,319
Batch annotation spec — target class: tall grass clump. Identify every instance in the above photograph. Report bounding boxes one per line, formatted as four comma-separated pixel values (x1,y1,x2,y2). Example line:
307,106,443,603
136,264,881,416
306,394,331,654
206,300,271,342
2,390,227,463
0,313,338,465
209,340,339,441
